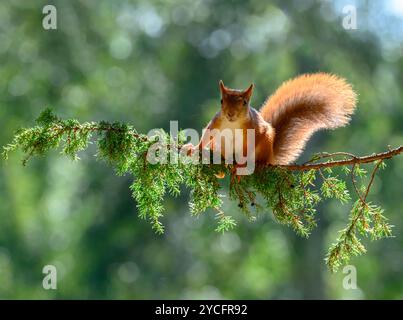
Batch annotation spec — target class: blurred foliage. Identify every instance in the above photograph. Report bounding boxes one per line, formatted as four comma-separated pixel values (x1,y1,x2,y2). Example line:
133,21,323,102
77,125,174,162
0,0,403,299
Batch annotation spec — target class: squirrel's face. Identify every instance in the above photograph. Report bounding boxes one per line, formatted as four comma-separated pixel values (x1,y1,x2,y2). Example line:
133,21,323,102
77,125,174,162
219,80,254,122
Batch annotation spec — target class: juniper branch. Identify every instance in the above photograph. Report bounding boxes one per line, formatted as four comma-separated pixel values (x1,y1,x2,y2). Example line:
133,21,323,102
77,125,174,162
2,109,402,272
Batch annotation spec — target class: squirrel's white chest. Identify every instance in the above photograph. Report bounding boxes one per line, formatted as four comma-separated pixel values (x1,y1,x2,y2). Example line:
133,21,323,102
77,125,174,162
215,119,245,156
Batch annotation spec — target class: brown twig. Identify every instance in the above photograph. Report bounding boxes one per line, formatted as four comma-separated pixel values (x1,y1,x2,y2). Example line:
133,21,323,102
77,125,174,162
350,163,365,203
302,151,357,165
348,160,383,233
271,146,403,171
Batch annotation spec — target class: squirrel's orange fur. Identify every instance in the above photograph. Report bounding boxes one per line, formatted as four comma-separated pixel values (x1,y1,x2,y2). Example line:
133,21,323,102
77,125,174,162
260,73,357,164
185,73,357,166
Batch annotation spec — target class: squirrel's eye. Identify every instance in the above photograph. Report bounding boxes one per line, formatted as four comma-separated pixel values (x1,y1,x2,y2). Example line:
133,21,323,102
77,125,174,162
243,99,248,106
220,99,223,104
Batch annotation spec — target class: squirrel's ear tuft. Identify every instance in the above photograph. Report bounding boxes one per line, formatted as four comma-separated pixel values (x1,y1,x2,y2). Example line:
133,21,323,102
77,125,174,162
243,83,254,100
219,80,227,95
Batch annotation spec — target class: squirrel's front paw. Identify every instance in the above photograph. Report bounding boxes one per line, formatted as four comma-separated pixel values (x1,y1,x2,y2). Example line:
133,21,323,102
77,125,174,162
181,143,197,156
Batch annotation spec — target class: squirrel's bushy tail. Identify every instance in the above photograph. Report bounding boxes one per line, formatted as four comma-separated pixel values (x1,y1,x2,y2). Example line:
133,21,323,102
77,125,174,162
260,73,357,164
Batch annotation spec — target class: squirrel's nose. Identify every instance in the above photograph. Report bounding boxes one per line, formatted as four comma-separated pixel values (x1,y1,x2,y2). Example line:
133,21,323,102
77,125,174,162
228,112,235,118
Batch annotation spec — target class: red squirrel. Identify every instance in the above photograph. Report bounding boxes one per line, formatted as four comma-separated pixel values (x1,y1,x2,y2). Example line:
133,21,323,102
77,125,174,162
183,73,357,170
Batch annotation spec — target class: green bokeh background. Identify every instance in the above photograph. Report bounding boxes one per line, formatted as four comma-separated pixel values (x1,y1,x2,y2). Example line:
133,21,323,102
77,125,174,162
0,0,402,299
